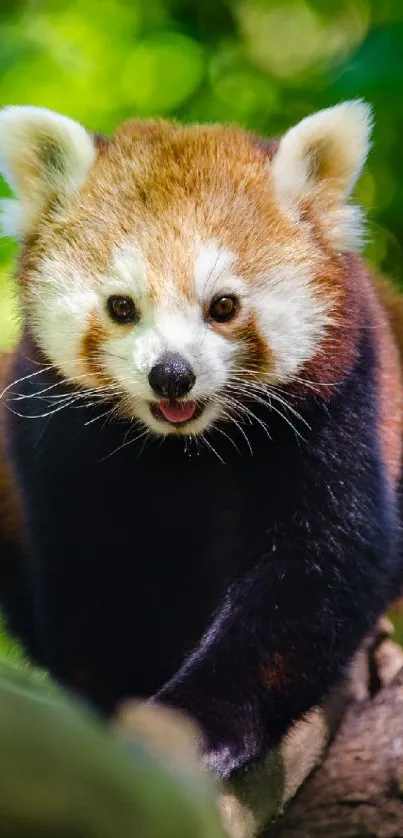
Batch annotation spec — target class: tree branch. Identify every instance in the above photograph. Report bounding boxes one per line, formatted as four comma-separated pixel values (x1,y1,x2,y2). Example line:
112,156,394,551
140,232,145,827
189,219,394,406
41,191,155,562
265,639,403,838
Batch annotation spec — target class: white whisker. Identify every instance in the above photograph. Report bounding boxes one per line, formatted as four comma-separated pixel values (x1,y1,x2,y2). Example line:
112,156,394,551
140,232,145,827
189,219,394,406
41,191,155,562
217,407,254,456
5,399,77,420
99,426,150,463
213,424,242,456
200,432,225,464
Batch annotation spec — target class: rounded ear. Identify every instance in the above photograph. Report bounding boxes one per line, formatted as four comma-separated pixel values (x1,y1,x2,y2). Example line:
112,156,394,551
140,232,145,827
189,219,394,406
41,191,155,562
271,100,373,250
0,106,96,239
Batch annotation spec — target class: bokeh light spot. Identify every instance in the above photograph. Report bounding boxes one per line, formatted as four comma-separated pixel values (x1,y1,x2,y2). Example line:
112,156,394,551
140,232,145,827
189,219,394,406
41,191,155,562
121,33,205,112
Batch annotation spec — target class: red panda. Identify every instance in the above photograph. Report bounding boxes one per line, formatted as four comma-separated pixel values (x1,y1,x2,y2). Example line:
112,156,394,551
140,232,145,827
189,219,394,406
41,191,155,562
0,101,402,779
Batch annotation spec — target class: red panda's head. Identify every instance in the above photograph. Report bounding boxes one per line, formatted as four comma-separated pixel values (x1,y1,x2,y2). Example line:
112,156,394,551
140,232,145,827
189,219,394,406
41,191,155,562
0,102,371,436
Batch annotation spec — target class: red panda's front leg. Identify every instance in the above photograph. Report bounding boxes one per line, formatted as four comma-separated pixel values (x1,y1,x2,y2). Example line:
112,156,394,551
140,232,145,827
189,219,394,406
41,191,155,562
155,487,398,779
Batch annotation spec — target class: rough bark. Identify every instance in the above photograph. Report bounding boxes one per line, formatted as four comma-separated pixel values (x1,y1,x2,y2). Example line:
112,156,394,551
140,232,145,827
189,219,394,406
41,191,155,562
265,639,403,838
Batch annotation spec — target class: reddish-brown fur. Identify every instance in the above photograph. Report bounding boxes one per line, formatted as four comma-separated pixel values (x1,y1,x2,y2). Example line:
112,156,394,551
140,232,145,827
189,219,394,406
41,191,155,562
0,354,22,540
81,311,113,386
231,316,272,376
261,652,293,689
364,278,403,488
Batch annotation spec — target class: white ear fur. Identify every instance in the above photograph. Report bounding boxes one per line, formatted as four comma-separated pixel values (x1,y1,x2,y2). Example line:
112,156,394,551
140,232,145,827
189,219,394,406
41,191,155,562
272,100,373,250
0,106,96,238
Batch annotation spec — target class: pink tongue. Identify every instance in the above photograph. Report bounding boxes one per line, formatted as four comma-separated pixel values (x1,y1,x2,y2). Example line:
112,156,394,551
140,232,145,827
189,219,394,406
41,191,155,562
159,400,196,423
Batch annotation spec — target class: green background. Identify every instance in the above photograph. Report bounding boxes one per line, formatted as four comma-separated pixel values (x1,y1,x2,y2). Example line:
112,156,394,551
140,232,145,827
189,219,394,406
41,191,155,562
0,0,403,648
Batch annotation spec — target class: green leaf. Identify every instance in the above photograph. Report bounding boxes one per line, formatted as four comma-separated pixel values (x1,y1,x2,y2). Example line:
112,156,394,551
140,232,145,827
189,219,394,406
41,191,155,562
0,668,224,838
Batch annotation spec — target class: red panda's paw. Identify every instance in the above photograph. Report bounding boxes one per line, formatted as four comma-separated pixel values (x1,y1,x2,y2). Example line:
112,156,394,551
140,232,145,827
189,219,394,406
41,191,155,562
167,699,267,780
202,737,262,780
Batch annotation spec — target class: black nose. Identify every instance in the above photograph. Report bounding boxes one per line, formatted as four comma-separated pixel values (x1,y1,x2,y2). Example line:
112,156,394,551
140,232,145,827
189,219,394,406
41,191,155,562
148,353,196,399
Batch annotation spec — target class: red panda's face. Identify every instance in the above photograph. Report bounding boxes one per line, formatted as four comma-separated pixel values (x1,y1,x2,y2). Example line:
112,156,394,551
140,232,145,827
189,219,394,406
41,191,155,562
0,104,371,435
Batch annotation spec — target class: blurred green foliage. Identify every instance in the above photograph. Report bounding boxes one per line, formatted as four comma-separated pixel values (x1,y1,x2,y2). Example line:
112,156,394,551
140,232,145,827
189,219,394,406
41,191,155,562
0,665,224,837
1,0,403,347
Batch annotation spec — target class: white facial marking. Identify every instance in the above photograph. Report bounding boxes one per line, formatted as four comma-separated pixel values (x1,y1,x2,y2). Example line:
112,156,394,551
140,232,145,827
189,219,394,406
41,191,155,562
27,234,334,438
254,264,335,381
106,240,147,300
28,253,98,382
194,240,247,300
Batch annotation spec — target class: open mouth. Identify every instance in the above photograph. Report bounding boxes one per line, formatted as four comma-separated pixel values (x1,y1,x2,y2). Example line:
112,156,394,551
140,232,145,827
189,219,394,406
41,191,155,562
150,399,205,426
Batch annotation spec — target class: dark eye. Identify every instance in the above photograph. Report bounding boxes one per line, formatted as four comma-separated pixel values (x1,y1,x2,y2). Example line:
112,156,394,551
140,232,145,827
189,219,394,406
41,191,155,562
209,295,238,323
107,295,137,324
